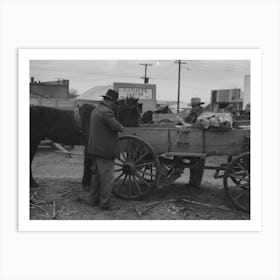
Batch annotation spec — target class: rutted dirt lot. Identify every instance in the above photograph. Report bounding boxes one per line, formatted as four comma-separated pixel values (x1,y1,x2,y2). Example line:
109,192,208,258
30,147,249,220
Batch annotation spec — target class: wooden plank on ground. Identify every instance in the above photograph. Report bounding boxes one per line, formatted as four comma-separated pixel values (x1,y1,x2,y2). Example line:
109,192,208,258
52,142,72,157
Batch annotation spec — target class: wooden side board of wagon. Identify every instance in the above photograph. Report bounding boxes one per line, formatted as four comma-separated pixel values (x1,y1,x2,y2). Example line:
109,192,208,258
114,124,250,212
120,125,250,156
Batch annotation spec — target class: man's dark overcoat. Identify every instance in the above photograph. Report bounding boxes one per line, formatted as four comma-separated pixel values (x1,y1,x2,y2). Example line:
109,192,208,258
87,102,123,159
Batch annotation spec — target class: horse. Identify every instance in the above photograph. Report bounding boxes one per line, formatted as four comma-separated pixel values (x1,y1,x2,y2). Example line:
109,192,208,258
30,98,140,188
141,105,172,124
117,97,141,127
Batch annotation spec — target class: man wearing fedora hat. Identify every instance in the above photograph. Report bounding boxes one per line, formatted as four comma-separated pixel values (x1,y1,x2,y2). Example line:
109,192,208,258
184,97,205,124
78,89,123,210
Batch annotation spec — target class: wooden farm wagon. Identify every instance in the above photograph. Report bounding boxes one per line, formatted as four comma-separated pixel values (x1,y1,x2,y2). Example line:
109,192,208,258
113,124,250,212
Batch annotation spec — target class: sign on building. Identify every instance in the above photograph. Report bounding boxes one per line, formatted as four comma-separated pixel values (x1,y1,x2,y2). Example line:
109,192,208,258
113,82,156,113
118,87,153,100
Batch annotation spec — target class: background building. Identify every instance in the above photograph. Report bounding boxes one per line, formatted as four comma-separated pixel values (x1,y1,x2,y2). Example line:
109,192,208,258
242,75,251,109
113,82,156,113
210,88,243,112
30,77,69,99
74,85,111,107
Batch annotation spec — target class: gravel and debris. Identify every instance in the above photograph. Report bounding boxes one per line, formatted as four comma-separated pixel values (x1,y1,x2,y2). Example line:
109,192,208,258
30,147,249,220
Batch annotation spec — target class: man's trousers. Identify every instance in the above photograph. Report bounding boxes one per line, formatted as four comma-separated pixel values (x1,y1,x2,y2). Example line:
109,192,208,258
88,156,115,208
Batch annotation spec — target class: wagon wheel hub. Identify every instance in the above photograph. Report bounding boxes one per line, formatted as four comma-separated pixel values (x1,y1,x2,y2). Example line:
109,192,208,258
123,162,136,174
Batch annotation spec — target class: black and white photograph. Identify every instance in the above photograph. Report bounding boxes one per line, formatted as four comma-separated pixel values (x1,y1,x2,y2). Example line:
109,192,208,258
28,57,251,221
1,1,279,280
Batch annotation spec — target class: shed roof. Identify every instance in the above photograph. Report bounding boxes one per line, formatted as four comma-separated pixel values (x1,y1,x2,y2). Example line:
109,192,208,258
75,85,112,101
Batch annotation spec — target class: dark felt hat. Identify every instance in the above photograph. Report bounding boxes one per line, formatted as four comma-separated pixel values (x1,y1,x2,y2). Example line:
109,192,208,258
188,97,205,106
101,89,119,102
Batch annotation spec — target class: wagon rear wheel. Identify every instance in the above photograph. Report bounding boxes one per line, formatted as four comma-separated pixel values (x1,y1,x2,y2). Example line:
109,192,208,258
223,152,250,212
113,135,159,200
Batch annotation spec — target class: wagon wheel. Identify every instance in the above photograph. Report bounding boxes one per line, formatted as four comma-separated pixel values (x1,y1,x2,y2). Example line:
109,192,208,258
113,135,159,200
223,152,250,212
227,156,240,185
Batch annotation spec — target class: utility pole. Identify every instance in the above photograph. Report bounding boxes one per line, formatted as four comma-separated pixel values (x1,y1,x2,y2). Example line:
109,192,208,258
174,60,187,113
140,63,152,84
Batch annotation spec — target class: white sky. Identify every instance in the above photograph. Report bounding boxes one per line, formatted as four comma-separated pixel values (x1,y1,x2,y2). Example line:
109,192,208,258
30,60,250,103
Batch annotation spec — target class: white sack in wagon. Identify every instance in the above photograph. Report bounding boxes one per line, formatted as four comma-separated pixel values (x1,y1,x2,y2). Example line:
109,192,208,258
196,112,233,130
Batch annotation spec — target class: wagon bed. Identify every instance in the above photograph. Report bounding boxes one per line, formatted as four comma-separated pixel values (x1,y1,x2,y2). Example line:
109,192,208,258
114,124,250,212
121,124,250,157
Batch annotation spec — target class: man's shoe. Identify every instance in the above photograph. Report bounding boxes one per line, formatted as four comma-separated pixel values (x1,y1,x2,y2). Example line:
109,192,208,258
76,195,99,207
82,185,91,192
100,203,111,210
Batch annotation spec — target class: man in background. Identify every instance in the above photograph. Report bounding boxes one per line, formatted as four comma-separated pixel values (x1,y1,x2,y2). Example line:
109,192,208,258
184,97,205,124
78,89,123,210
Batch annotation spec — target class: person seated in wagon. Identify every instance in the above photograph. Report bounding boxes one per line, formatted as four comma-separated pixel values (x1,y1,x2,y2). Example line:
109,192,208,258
175,97,206,187
184,97,205,124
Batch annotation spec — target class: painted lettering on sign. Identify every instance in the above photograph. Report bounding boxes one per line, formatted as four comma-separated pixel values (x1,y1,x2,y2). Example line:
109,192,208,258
119,87,152,100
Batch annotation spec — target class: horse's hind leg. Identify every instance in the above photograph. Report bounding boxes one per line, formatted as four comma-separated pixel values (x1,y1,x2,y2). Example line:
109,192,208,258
30,139,41,188
82,153,93,191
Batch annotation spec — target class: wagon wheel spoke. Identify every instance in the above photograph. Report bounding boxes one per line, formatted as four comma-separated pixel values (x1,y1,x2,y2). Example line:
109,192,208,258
127,139,132,161
118,153,127,164
140,164,156,175
130,141,141,161
231,178,242,185
135,162,155,169
114,171,125,183
137,169,156,178
134,151,150,165
120,152,127,162
115,162,124,167
132,175,143,196
116,173,128,192
114,168,123,172
128,139,139,162
237,183,250,189
134,171,152,189
120,139,130,161
236,162,249,177
128,174,132,199
134,142,146,154
233,188,250,201
228,173,249,182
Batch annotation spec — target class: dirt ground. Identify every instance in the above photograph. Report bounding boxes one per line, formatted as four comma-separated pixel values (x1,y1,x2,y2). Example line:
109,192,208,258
30,147,249,220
